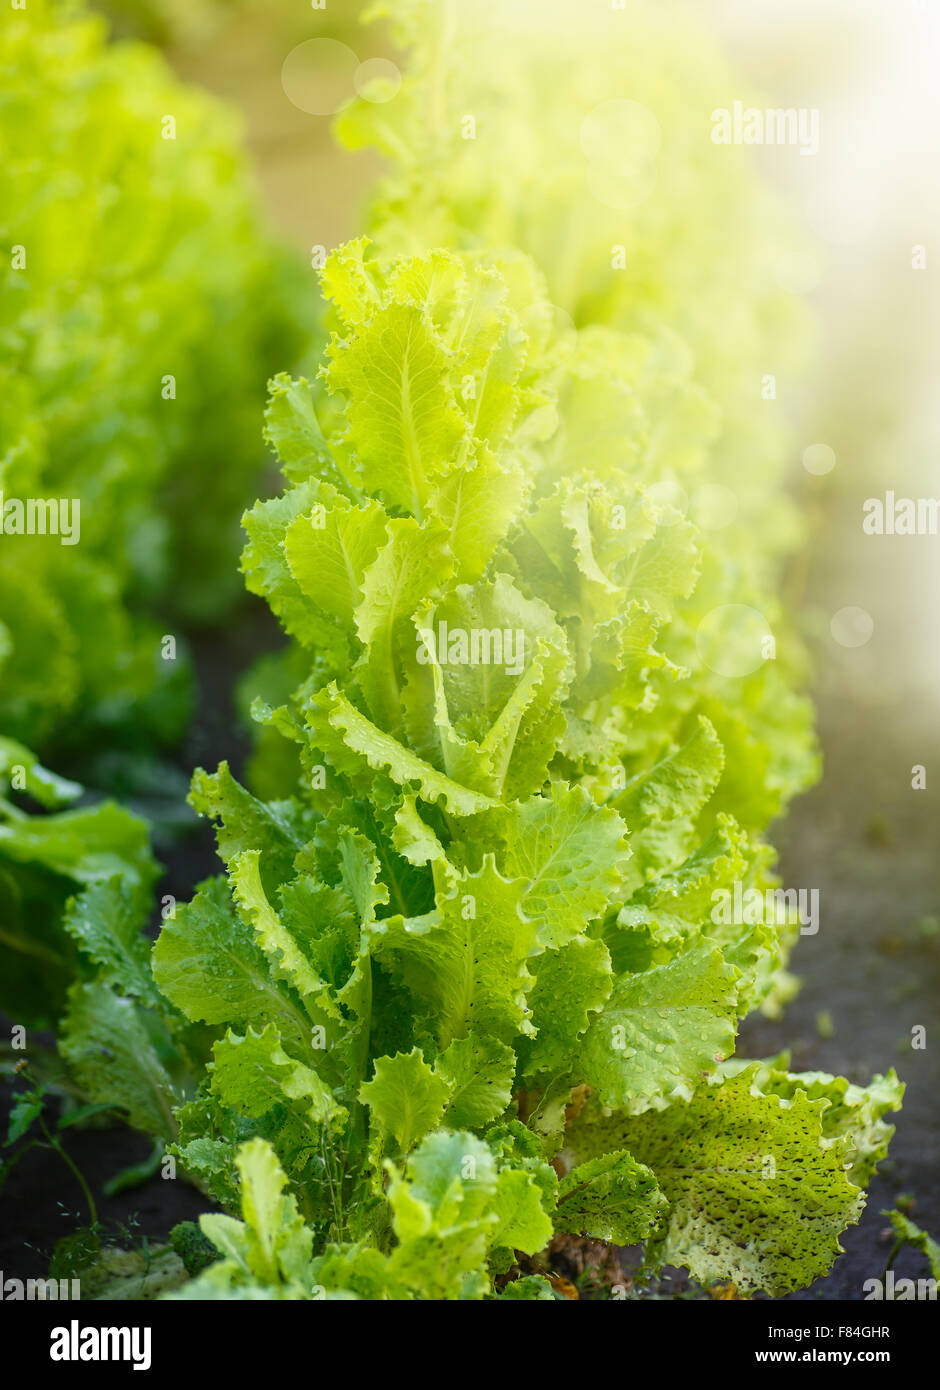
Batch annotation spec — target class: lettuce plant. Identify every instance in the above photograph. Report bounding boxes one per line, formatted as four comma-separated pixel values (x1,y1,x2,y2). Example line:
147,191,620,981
0,0,307,753
149,247,902,1299
339,0,811,506
0,738,157,1029
0,738,195,1160
242,0,819,832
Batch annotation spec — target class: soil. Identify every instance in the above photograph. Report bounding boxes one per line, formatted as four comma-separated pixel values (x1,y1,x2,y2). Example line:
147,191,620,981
740,695,940,1300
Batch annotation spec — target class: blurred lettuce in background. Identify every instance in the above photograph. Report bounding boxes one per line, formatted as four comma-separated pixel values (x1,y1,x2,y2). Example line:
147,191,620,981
92,0,368,51
241,0,820,828
340,0,814,527
337,0,820,808
0,0,313,758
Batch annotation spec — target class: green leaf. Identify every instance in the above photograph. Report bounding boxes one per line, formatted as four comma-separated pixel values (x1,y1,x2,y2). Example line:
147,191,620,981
568,1067,864,1294
733,1062,905,1189
284,489,388,631
392,1130,497,1232
264,374,349,493
479,783,629,947
519,936,612,1080
884,1211,940,1279
320,237,383,328
556,1150,667,1245
371,858,536,1049
434,1034,516,1129
325,301,466,516
353,517,454,730
6,1087,46,1146
0,800,156,890
359,1048,450,1152
152,877,312,1056
211,1025,345,1135
391,795,446,866
490,1168,554,1255
199,1138,314,1293
429,452,527,583
580,944,740,1112
0,737,81,808
63,878,160,1006
619,814,749,951
189,762,312,889
331,826,390,927
242,485,349,654
316,684,497,815
60,984,177,1141
229,850,329,1016
497,1275,555,1300
417,572,571,801
613,715,724,832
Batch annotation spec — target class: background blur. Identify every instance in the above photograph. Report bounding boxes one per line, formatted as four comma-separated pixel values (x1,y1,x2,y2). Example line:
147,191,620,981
89,0,939,1296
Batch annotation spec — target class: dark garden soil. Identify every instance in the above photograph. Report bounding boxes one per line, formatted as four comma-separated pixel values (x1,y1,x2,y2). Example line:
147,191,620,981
740,696,940,1300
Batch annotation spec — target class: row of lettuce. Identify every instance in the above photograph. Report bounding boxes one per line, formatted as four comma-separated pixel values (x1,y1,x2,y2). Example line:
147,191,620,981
0,0,308,1011
2,0,905,1300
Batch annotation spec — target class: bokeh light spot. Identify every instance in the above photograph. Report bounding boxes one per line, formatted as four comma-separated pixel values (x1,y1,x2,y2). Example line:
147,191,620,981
802,442,837,475
281,39,359,117
830,606,874,648
354,57,402,103
697,604,774,678
692,483,738,531
646,479,688,521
